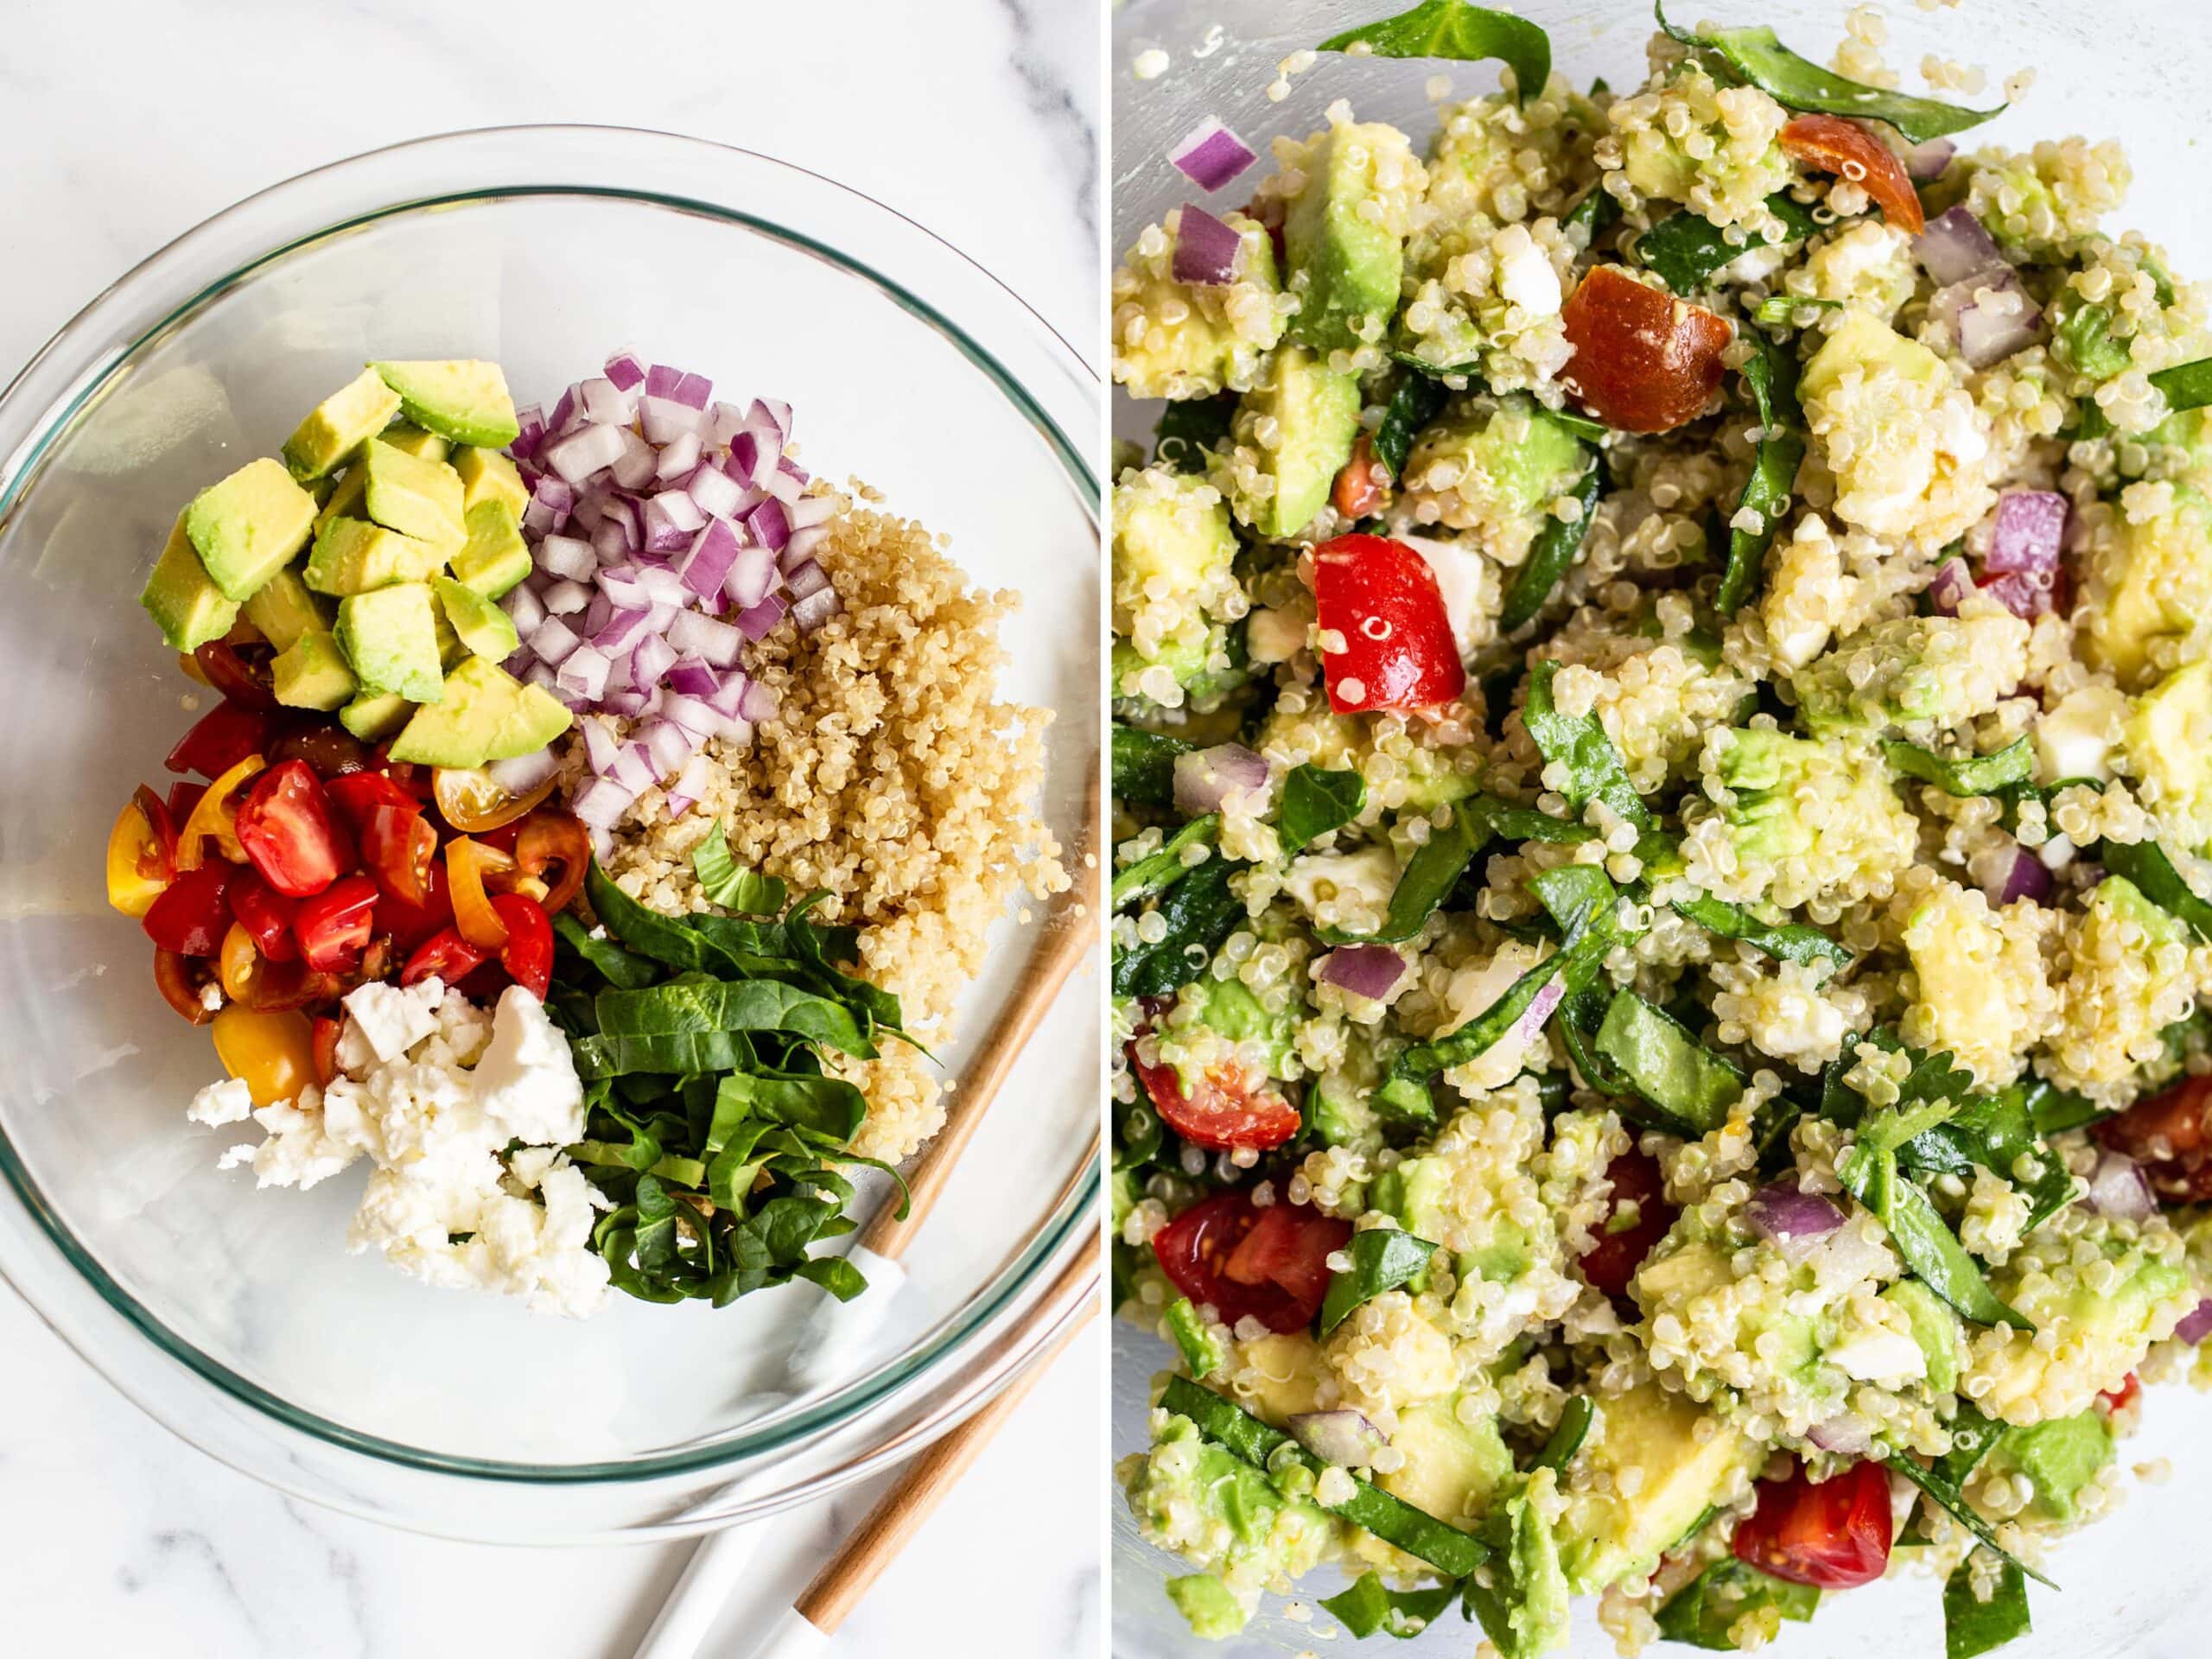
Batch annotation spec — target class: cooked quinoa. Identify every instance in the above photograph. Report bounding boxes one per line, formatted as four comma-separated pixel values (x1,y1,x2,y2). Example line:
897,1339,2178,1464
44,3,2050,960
1110,11,2212,1657
599,489,1065,1165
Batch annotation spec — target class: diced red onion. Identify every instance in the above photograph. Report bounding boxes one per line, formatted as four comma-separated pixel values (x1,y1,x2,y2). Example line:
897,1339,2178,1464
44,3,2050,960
748,497,791,554
545,386,578,440
541,578,591,616
761,467,803,505
573,778,634,830
2084,1150,2154,1221
572,491,607,535
632,565,692,608
656,430,703,481
1808,1414,1873,1457
668,608,744,668
579,376,635,425
687,463,743,522
1746,1183,1847,1261
630,632,677,690
785,524,830,566
644,364,682,401
594,569,646,609
706,671,751,719
1978,570,2055,620
537,535,597,583
582,594,614,641
610,741,657,795
600,496,641,551
1986,491,2067,577
1926,263,2042,371
531,474,576,515
641,498,691,555
543,423,628,486
1287,1409,1385,1467
779,457,810,487
610,429,658,492
531,616,581,668
640,717,700,776
557,645,610,701
785,495,836,531
522,660,560,696
704,402,745,448
1983,841,2053,907
582,717,620,776
660,694,720,738
2177,1298,2212,1344
1321,944,1405,1001
750,397,791,442
1171,206,1245,287
589,519,629,563
1927,557,1975,616
1511,977,1567,1050
504,583,548,637
724,543,777,609
651,489,706,536
489,748,560,796
1916,207,2004,287
1170,117,1257,193
734,595,787,640
791,588,840,633
677,519,741,601
598,686,650,718
784,558,830,601
666,753,715,818
731,428,777,488
1171,743,1268,814
1905,137,1955,183
511,404,546,461
739,678,780,723
603,351,645,393
666,658,720,700
639,396,703,444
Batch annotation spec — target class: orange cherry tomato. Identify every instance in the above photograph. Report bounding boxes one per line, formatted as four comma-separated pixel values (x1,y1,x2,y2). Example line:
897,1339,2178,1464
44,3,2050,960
1778,114,1924,234
218,923,269,1003
154,949,219,1025
176,753,264,872
1331,433,1385,520
514,810,593,916
310,1015,344,1088
107,791,175,918
211,1003,320,1107
1560,264,1733,434
433,766,559,835
447,837,518,950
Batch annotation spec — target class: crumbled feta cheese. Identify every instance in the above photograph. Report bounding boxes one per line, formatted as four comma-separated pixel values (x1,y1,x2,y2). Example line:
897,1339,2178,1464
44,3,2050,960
342,976,446,1065
470,988,586,1146
187,1076,253,1127
199,981,224,1012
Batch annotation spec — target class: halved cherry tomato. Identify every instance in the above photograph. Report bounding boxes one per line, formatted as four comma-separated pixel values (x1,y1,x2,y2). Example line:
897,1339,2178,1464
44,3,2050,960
227,868,300,963
359,803,436,908
167,780,207,824
1778,114,1923,234
2100,1373,2142,1415
491,893,554,999
294,874,378,974
143,864,233,957
1128,1045,1301,1152
165,701,272,780
379,858,455,957
1732,1459,1892,1590
218,922,272,1003
435,766,559,835
176,753,264,872
2097,1073,2212,1201
325,770,422,828
479,818,527,857
107,791,175,918
154,949,220,1025
401,926,490,988
134,785,179,869
269,723,372,779
236,760,355,897
211,1003,320,1108
177,650,212,687
1332,433,1385,520
1311,534,1466,715
447,837,518,949
1154,1192,1350,1334
310,1015,344,1088
373,752,439,804
1578,1149,1677,1298
515,810,593,915
1560,265,1733,434
192,639,279,711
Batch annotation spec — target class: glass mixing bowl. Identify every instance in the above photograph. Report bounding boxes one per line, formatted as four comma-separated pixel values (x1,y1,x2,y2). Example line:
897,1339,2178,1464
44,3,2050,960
1111,3,2212,1654
0,125,1100,1544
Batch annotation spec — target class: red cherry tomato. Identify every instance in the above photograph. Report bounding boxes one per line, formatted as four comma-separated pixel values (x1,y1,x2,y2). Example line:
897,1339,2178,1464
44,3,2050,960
1128,1044,1301,1152
1578,1150,1678,1298
294,874,378,974
1560,265,1733,434
325,770,422,829
372,752,440,805
1332,433,1385,520
1153,1192,1351,1334
2097,1073,2212,1202
310,1015,343,1088
1312,534,1466,715
1778,114,1924,234
191,639,280,711
359,804,437,908
141,864,234,957
379,858,456,957
401,927,491,989
1732,1459,1892,1590
165,702,274,780
2100,1373,2142,1415
154,949,220,1024
166,779,207,825
227,868,300,963
491,893,554,999
236,760,356,898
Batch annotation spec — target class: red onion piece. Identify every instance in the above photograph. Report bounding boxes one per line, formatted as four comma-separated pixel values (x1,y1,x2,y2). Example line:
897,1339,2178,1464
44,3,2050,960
579,376,635,426
751,397,792,442
1172,743,1268,815
640,396,704,445
609,429,658,492
541,578,591,616
1808,1414,1873,1457
704,403,745,448
1927,556,1975,616
573,777,633,830
1905,137,1955,182
689,463,744,522
661,694,720,738
677,519,741,601
630,632,677,690
706,671,751,720
1511,976,1567,1050
582,718,620,777
739,678,780,724
504,583,548,638
784,558,830,601
530,616,581,668
1929,266,2043,370
1287,1409,1385,1467
787,495,836,531
748,497,791,554
511,404,546,461
791,588,840,633
655,430,704,481
543,423,628,486
602,351,645,393
1171,206,1245,287
652,489,707,536
666,753,713,819
1916,207,2004,287
556,645,610,701
1746,1182,1847,1257
2177,1298,2212,1344
1979,569,2056,620
2084,1150,2154,1221
1986,491,2068,576
734,595,788,641
641,499,691,554
537,535,596,583
488,748,559,796
632,565,691,609
641,717,701,776
1321,944,1406,1000
724,543,777,610
544,386,577,440
1170,117,1257,193
762,467,804,506
1984,842,2054,907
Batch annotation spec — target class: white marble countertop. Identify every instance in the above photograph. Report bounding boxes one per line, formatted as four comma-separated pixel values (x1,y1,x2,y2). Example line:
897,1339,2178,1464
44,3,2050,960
0,1,1100,1654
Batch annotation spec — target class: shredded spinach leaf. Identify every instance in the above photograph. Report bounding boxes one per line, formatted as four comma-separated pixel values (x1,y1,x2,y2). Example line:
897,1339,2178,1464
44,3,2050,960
1522,659,1655,830
1656,1559,1820,1649
1752,295,1842,326
1717,332,1808,614
1499,460,1605,633
1884,736,2035,798
1318,1,1552,105
1561,184,1623,242
2151,356,2212,414
1592,989,1744,1135
1374,372,1452,481
1636,191,1824,295
1943,1550,2033,1659
1112,723,1194,808
1154,393,1240,474
1112,816,1221,911
1111,857,1247,998
1278,765,1368,852
1319,798,1495,946
690,822,788,916
1533,1395,1594,1473
1672,893,1851,968
1323,1573,1459,1640
1839,1135,2028,1329
552,911,661,990
1888,1437,2056,1589
2100,838,2212,943
1319,1228,1440,1335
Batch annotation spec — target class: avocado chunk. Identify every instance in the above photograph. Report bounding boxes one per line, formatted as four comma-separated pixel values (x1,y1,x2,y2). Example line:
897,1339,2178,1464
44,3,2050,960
1109,467,1243,702
448,500,534,600
282,367,402,481
377,422,451,463
1281,120,1424,358
1465,1469,1571,1659
1111,209,1286,401
315,465,369,534
304,517,448,595
1402,398,1587,568
339,690,413,741
432,575,519,663
1986,1409,2113,1522
336,582,444,702
183,458,320,601
139,512,241,650
1378,1398,1515,1527
386,655,571,766
360,439,467,550
271,629,359,712
452,445,530,518
369,360,521,449
1224,345,1361,538
241,565,331,653
1884,1278,1964,1394
1557,1382,1762,1593
1165,1575,1246,1641
2125,659,2212,846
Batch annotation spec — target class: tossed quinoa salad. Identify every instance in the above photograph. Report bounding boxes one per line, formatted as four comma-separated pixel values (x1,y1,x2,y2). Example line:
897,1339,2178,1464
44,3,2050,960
1110,4,2212,1654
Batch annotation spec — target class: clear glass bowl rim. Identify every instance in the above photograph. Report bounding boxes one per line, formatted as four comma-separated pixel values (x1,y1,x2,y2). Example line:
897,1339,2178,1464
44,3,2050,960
0,123,1101,1490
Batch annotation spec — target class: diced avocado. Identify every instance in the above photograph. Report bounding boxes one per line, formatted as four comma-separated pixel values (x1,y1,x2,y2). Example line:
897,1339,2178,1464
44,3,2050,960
386,655,571,766
1109,635,1249,709
1656,1559,1820,1649
1466,1469,1571,1659
1986,1410,2113,1522
339,691,412,741
1794,612,2030,738
360,439,467,550
1370,1154,1453,1245
1378,1398,1515,1528
1557,1382,1762,1593
433,574,520,663
270,629,359,712
335,582,444,703
1231,1332,1326,1422
1109,466,1242,699
448,500,534,600
1256,704,1478,811
183,458,320,601
304,517,448,595
377,422,450,462
1402,398,1586,569
1224,345,1362,538
281,367,402,480
452,445,530,518
368,359,521,448
1112,210,1285,401
1163,1297,1228,1379
433,601,467,671
1884,1279,1964,1395
1154,977,1296,1098
1635,1239,1822,1391
1704,725,1916,905
2050,877,2202,1092
138,512,239,650
1281,121,1423,358
241,565,331,653
315,465,369,533
2126,659,2212,846
1165,1574,1246,1641
1309,1026,1393,1153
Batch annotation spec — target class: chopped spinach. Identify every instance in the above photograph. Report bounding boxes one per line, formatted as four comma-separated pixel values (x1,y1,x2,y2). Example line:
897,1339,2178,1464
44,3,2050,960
1153,393,1240,474
1499,460,1605,633
1111,723,1196,808
690,822,787,917
1319,1227,1440,1334
1318,1,1552,105
1522,659,1656,830
2099,837,2212,943
1887,1433,2056,1589
1532,1395,1594,1473
1751,295,1842,326
1111,857,1247,997
1561,184,1624,243
1322,1573,1461,1640
1884,736,2036,798
1672,893,1851,969
1592,989,1744,1135
2150,356,2212,414
1374,372,1452,480
1943,1551,2032,1659
1717,331,1807,615
1320,798,1494,945
1112,816,1221,911
1839,1135,2028,1330
1279,765,1368,852
1656,1558,1819,1649
1636,191,1823,296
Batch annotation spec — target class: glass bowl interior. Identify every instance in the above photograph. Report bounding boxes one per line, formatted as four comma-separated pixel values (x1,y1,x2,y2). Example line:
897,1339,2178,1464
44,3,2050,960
1111,3,2212,1655
0,129,1099,1540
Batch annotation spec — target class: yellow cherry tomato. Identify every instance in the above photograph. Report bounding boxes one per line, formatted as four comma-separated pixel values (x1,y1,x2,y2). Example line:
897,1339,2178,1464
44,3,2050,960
211,1003,318,1107
177,651,212,686
106,798,171,918
177,753,264,871
446,836,516,950
433,766,556,835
